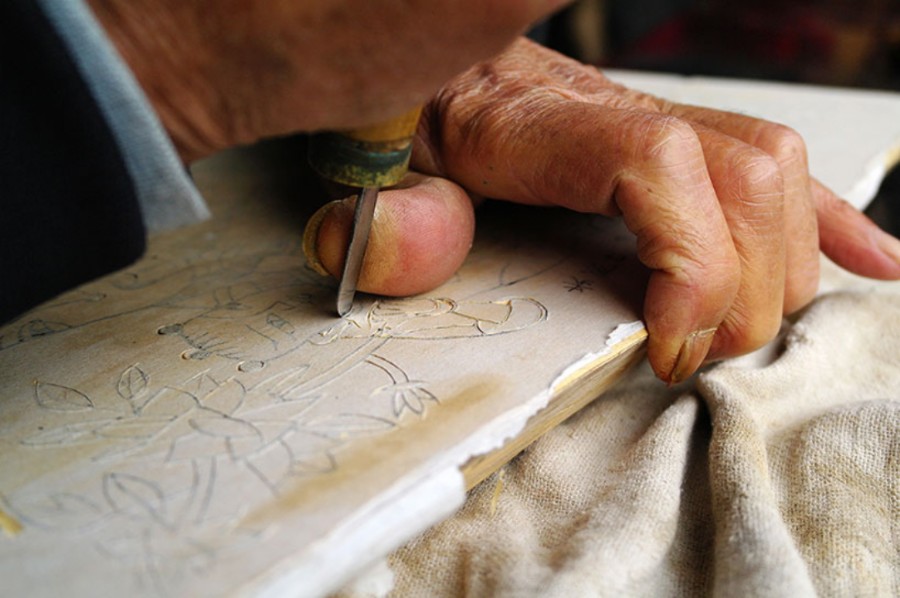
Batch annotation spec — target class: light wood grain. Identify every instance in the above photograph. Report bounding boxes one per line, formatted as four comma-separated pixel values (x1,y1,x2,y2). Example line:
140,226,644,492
0,138,646,597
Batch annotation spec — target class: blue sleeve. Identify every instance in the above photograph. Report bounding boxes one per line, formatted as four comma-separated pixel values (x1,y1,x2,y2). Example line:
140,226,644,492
37,0,210,232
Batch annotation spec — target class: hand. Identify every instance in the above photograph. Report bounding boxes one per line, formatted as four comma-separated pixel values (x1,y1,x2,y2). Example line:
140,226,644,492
87,0,568,161
90,0,900,384
306,39,900,383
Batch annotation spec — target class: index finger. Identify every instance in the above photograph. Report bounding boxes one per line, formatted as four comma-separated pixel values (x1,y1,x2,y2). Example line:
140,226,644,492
420,90,741,382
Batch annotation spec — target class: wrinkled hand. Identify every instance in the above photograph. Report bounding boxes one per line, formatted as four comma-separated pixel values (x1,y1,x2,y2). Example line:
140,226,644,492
91,0,900,384
308,39,900,383
88,0,566,161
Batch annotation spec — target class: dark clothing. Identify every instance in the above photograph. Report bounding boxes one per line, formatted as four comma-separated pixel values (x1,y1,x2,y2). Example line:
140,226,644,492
0,0,144,323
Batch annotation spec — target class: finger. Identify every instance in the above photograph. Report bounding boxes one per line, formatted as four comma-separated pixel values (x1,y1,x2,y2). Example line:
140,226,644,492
424,94,741,382
811,178,900,279
689,125,787,362
616,119,741,383
666,104,820,313
303,173,476,297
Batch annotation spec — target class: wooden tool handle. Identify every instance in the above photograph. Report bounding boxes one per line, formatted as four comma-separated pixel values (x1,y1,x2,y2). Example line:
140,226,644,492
308,106,424,188
342,106,423,145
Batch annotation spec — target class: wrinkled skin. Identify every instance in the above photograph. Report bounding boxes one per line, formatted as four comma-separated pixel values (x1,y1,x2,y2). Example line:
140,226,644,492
90,1,900,383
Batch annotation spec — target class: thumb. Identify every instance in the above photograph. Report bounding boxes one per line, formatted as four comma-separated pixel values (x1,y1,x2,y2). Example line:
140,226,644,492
303,173,476,296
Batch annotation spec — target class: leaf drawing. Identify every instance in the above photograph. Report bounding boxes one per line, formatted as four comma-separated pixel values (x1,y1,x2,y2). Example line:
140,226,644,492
116,364,149,403
189,414,260,438
223,420,289,459
181,371,221,399
200,379,245,415
289,451,337,475
103,473,169,528
138,387,199,418
137,411,265,460
365,355,439,417
18,319,72,342
379,382,438,417
33,381,93,412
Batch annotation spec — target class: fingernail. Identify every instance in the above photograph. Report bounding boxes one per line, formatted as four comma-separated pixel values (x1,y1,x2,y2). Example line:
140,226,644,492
875,228,900,265
302,200,341,277
668,327,717,385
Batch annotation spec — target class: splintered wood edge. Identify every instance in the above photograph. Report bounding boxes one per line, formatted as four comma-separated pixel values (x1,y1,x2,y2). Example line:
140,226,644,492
461,328,648,489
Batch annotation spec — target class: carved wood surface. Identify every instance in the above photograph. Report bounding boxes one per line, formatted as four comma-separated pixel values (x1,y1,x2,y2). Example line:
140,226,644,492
0,141,645,597
4,72,899,597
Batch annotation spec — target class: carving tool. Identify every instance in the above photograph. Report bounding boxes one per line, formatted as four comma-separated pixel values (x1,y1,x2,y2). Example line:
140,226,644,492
308,107,423,317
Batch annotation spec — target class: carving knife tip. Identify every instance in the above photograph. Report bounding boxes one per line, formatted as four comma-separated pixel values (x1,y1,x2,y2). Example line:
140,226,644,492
336,186,379,317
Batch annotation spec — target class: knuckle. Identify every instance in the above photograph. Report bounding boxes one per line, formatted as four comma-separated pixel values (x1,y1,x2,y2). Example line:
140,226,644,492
635,213,742,299
732,150,783,199
629,114,701,169
650,239,742,300
716,298,784,357
727,149,786,224
818,193,857,217
755,122,809,168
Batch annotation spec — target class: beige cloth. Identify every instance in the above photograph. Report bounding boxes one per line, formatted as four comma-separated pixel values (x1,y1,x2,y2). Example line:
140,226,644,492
364,266,899,597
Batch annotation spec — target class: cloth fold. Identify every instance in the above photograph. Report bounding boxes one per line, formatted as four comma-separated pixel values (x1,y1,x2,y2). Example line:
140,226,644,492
363,279,899,597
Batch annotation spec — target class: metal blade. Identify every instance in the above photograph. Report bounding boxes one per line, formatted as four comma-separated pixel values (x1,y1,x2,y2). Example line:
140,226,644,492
336,186,379,316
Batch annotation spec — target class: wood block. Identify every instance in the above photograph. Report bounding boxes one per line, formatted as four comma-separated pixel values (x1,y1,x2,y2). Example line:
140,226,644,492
3,73,900,597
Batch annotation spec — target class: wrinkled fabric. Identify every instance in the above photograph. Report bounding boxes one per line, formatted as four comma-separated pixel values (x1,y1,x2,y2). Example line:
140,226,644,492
371,265,900,597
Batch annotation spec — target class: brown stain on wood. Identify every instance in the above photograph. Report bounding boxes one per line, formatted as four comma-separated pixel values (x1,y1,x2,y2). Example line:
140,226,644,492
0,507,23,538
243,377,502,529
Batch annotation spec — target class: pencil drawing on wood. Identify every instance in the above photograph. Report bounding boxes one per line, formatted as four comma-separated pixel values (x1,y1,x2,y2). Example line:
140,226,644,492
0,148,644,597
